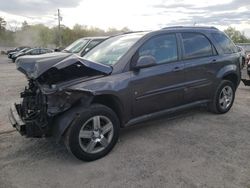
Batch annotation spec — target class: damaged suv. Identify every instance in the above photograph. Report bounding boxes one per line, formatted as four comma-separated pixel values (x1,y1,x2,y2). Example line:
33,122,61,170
9,27,241,161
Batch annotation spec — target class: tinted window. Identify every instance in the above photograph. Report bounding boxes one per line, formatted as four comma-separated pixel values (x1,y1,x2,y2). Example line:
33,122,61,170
212,33,237,54
30,49,40,55
139,34,178,64
181,33,213,59
40,49,47,54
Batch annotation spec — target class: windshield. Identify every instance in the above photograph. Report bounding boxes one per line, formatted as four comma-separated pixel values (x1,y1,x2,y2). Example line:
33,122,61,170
83,33,146,66
15,48,29,55
64,38,89,53
19,48,29,53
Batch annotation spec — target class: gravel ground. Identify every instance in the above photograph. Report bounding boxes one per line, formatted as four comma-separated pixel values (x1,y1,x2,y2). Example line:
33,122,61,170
0,55,250,188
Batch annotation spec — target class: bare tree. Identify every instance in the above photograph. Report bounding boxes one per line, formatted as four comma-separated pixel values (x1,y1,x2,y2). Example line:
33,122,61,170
0,17,7,31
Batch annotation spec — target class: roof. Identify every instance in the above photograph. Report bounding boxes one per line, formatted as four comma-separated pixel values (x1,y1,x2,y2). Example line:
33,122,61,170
161,26,219,30
79,36,109,40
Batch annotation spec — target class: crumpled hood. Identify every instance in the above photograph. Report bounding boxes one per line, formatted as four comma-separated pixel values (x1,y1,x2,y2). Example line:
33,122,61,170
16,52,112,79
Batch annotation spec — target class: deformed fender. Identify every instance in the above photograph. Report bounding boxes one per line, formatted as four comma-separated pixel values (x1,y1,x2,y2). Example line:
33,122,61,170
52,103,90,143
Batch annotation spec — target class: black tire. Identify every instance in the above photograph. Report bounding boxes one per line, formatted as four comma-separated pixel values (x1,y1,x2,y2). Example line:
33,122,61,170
64,104,120,161
208,80,235,114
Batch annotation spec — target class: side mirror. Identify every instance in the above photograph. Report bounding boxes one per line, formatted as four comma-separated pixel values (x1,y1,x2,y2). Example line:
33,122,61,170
134,55,157,69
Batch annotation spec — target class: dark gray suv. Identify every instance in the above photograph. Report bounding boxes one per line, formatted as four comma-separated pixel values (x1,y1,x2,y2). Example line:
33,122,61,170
9,26,241,161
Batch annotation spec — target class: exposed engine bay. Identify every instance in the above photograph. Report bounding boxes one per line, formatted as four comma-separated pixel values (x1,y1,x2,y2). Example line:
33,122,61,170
9,53,112,138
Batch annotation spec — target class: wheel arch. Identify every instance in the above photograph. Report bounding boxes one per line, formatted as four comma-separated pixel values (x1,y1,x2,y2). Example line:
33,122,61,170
52,93,124,143
216,65,240,88
222,73,239,89
91,94,124,126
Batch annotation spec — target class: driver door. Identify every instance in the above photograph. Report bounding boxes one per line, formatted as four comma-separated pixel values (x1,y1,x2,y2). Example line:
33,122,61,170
130,34,186,118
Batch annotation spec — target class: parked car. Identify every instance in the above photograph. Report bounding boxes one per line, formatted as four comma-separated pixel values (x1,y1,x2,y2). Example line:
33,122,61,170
12,48,54,62
9,26,241,161
62,37,108,56
236,45,246,69
247,57,250,73
7,46,29,55
8,47,31,59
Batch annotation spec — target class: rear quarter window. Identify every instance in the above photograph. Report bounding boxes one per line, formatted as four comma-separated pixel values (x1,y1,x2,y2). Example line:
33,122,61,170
212,33,237,54
181,33,214,59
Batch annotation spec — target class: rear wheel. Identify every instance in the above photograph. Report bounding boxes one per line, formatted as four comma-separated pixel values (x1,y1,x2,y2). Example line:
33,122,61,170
64,104,120,161
209,80,235,114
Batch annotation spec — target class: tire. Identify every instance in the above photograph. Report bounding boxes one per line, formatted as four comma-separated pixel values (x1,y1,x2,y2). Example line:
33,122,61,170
64,104,120,161
208,80,235,114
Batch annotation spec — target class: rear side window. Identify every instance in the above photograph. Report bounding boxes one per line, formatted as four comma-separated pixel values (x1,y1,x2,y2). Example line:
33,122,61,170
30,49,40,55
139,34,178,64
212,33,237,54
181,33,213,59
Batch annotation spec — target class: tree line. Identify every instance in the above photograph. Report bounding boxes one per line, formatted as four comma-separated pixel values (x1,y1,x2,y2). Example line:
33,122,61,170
0,17,249,48
0,18,130,48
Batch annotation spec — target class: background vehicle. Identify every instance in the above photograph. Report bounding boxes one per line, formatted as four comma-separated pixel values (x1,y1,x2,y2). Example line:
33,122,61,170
62,37,108,56
237,45,246,68
12,48,53,62
7,46,29,55
8,47,31,59
242,54,250,86
9,27,241,161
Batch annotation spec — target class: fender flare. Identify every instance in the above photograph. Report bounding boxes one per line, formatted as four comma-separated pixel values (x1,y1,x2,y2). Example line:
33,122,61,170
52,103,90,143
216,64,237,79
216,64,240,86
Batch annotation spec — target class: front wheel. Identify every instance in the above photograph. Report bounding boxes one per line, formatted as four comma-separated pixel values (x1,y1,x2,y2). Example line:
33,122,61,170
209,80,235,114
64,104,120,161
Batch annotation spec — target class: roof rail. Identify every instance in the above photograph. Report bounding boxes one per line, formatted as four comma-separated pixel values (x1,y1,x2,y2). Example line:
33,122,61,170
108,30,148,38
162,26,218,30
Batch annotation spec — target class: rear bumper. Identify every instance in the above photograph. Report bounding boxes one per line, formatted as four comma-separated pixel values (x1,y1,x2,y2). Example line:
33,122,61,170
8,103,26,135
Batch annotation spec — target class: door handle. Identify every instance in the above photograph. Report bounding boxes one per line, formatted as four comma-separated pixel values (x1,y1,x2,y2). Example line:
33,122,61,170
173,66,182,72
211,59,217,63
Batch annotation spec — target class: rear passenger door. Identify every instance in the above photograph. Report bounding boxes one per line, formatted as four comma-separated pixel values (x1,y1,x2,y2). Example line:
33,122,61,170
131,34,186,118
180,32,218,103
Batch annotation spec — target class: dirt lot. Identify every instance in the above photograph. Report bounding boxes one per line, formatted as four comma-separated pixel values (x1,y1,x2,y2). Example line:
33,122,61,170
0,55,250,188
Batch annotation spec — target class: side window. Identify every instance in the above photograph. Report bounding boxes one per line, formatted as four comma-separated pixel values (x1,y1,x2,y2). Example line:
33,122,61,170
212,33,237,54
30,49,40,55
40,49,46,54
181,33,213,59
138,34,178,64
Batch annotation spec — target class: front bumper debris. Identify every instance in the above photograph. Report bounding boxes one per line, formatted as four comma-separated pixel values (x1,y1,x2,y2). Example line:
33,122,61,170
8,103,26,135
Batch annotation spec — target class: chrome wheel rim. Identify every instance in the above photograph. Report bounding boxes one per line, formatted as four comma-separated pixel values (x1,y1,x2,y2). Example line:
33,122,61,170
78,115,114,154
219,85,233,110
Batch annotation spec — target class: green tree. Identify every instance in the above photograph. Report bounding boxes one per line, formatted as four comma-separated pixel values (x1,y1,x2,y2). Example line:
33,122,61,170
224,27,250,43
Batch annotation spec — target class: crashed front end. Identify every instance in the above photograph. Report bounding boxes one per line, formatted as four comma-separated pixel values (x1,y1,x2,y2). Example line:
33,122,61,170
9,54,112,138
9,79,50,137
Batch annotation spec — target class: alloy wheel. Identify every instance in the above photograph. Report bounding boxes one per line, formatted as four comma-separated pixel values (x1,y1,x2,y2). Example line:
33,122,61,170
78,115,114,154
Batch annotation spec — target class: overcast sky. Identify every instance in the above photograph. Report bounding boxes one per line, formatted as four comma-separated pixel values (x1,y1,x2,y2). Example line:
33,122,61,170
0,0,250,36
